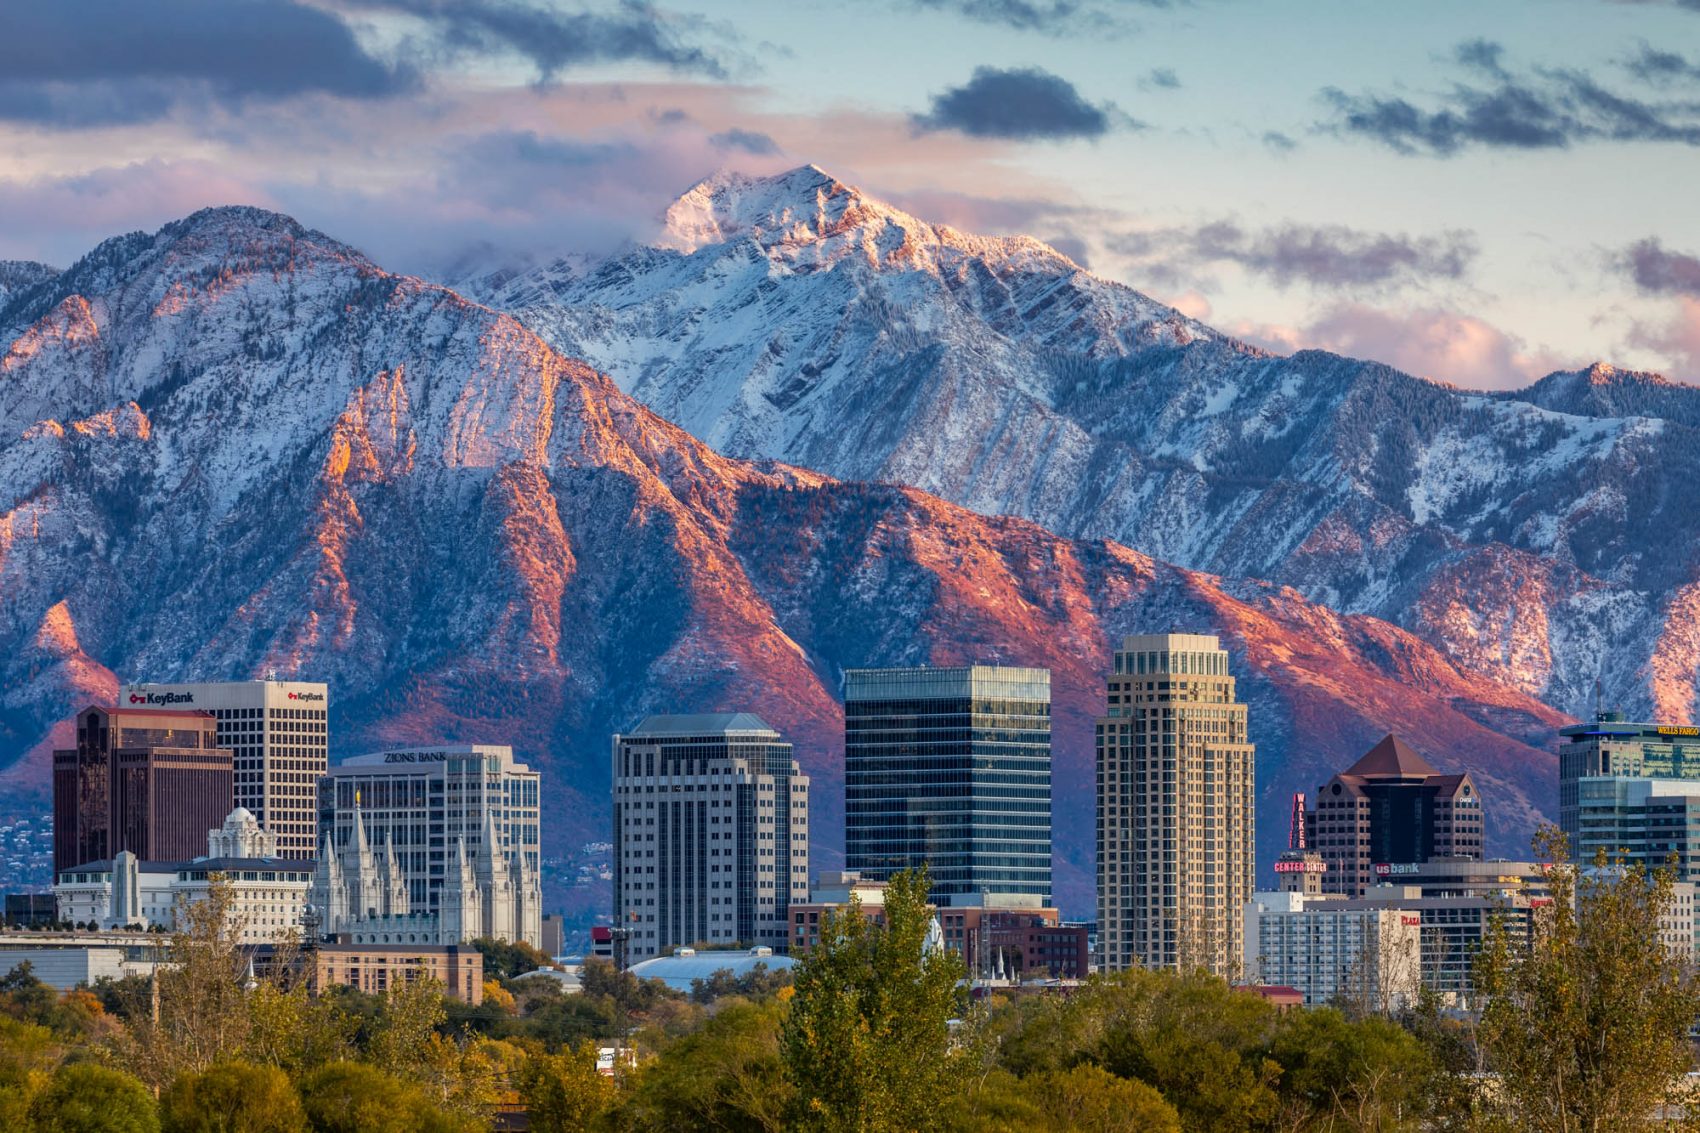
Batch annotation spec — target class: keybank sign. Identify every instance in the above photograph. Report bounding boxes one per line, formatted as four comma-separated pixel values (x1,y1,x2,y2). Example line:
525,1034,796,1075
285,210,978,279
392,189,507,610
128,690,195,706
288,691,326,703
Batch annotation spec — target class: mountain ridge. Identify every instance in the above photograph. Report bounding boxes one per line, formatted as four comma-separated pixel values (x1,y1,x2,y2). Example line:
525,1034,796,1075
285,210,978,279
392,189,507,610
0,204,1571,914
468,165,1700,729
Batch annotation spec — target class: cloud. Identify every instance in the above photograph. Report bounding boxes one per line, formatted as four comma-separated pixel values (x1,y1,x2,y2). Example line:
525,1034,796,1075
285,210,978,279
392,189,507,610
1624,297,1700,381
0,161,279,264
0,0,416,126
1113,220,1478,292
1624,43,1700,85
340,0,735,81
913,66,1123,140
1262,130,1297,152
1230,303,1573,390
1618,237,1700,296
1320,42,1700,155
1142,68,1181,91
897,0,1150,35
710,127,781,155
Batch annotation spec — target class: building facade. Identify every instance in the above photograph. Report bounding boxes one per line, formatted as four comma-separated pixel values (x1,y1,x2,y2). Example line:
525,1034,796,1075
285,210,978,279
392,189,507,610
307,943,485,1004
612,714,809,963
54,808,312,944
1560,713,1700,850
127,680,329,860
1096,633,1255,976
53,705,234,873
1244,890,1422,1010
1574,775,1700,881
317,745,542,948
1311,735,1483,898
844,666,1052,906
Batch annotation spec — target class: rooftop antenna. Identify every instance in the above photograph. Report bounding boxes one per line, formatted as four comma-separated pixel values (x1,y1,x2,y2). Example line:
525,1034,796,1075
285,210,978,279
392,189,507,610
1595,674,1605,721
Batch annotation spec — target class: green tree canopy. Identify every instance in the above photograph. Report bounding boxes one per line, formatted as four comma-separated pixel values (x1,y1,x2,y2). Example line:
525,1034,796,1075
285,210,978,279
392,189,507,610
519,1043,618,1133
160,1061,307,1133
29,1062,159,1133
780,866,970,1132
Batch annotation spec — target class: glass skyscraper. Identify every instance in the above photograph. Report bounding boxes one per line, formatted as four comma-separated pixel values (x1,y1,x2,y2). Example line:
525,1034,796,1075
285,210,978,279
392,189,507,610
843,665,1052,906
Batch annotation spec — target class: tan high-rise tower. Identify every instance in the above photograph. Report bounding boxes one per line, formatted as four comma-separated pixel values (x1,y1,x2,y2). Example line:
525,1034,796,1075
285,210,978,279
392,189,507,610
1096,632,1255,976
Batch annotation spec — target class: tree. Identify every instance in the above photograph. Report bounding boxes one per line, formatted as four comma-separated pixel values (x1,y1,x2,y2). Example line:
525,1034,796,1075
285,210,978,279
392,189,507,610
159,1061,307,1133
519,1044,617,1133
617,997,789,1132
28,1062,159,1133
126,879,253,1088
1084,970,1281,1132
1038,1064,1182,1133
781,867,970,1132
0,1015,59,1129
1474,826,1700,1132
295,1062,482,1133
470,938,553,980
1268,1006,1428,1131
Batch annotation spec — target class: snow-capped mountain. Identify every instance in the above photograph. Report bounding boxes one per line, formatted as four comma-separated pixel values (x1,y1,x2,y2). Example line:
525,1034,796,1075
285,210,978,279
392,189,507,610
0,261,58,305
472,165,1700,726
0,207,1568,912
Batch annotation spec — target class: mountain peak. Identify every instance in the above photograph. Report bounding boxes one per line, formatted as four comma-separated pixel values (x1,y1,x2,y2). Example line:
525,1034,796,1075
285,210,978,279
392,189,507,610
656,164,891,254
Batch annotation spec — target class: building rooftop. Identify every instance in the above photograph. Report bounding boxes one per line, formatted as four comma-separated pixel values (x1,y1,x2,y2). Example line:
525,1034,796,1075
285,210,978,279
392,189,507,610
1344,735,1439,779
625,713,777,737
627,947,796,990
60,856,312,877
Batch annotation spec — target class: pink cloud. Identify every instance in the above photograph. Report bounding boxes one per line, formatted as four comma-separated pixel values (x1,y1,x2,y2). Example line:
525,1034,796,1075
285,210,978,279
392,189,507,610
1624,297,1700,383
1228,302,1580,391
0,160,277,264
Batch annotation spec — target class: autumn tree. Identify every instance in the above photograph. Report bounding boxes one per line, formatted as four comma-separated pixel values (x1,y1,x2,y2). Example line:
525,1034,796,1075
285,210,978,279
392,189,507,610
1474,826,1700,1132
519,1044,618,1133
159,1061,307,1133
29,1062,159,1133
617,997,789,1132
781,867,970,1132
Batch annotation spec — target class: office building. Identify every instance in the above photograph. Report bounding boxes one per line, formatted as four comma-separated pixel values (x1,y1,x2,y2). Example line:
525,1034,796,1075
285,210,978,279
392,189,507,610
54,808,312,944
308,943,485,1004
1574,775,1700,880
612,714,808,963
845,666,1052,906
316,745,542,948
1245,890,1422,1009
1560,712,1700,849
1310,735,1482,898
1358,860,1553,1001
788,870,1088,979
126,680,329,859
52,705,234,873
1097,633,1255,976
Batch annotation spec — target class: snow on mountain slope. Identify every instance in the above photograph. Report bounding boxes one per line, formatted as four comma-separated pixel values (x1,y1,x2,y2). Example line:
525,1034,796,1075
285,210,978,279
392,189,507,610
0,206,1569,911
472,166,1700,725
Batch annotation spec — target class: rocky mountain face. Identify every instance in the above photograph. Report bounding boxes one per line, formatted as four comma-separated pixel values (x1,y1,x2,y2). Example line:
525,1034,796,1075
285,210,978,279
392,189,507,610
0,207,1569,913
470,166,1700,728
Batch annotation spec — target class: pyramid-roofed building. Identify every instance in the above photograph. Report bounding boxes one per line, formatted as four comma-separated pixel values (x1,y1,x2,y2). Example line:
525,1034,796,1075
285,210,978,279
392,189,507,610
1311,734,1483,897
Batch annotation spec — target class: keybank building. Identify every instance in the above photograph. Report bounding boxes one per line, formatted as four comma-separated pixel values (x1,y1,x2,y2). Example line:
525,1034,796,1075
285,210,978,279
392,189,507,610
1560,712,1700,849
844,666,1052,906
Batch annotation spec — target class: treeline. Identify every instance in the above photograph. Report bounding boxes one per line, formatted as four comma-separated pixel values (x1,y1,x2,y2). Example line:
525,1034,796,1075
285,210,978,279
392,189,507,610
2,831,1699,1132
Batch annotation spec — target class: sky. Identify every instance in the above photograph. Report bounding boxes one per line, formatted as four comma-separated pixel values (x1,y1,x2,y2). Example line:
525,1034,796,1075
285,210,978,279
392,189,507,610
3,0,1700,389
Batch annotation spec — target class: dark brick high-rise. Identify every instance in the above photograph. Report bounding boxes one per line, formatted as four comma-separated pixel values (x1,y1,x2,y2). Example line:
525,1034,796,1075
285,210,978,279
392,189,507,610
52,705,235,872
